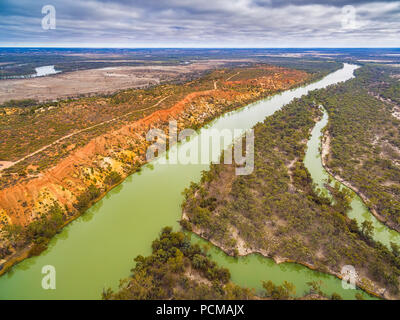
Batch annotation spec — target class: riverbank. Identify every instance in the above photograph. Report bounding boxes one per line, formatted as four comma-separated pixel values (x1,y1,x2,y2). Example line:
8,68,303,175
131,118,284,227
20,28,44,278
0,63,363,300
0,65,312,277
182,131,389,301
321,131,400,234
0,172,128,277
316,69,400,235
181,80,400,300
185,221,386,299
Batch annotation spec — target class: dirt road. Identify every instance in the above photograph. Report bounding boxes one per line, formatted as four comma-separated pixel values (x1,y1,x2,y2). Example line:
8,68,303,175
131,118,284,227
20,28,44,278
0,95,171,171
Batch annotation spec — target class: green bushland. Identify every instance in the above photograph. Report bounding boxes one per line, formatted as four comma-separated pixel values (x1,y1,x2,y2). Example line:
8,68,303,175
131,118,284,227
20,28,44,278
0,60,339,190
104,171,122,186
182,89,400,296
73,184,101,213
317,65,400,229
102,227,332,300
4,203,66,257
102,227,256,300
1,184,104,260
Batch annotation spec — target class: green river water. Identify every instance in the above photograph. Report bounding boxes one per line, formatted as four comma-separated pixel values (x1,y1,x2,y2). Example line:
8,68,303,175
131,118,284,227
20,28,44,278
1,63,392,300
304,108,400,249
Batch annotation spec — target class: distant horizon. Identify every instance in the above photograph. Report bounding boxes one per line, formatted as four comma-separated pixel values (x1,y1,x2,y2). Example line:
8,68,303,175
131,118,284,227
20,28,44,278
1,47,400,49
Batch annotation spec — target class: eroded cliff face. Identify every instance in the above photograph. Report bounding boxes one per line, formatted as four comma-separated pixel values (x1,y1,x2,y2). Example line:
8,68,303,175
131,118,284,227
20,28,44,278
0,66,309,260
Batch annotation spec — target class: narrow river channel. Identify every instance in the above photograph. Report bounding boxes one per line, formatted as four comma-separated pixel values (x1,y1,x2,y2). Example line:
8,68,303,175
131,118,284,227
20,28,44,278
1,63,378,300
304,107,400,249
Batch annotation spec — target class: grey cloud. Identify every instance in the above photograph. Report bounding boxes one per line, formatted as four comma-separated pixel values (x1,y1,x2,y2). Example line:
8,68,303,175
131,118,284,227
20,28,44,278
0,0,399,47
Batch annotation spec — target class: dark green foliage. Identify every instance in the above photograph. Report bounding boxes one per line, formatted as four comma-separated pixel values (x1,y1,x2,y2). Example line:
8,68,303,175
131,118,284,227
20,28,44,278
391,242,400,257
104,171,122,186
262,280,296,300
182,85,400,295
320,66,400,228
361,220,374,241
3,204,66,257
331,292,343,300
103,227,255,300
0,99,38,109
74,184,101,212
355,292,365,300
26,204,64,242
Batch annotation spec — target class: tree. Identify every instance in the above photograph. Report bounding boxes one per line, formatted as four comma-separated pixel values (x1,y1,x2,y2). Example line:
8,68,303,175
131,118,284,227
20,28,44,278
361,220,374,240
101,287,114,300
307,280,323,296
331,292,343,300
282,281,296,297
104,171,122,186
355,292,364,300
262,280,296,300
390,242,400,257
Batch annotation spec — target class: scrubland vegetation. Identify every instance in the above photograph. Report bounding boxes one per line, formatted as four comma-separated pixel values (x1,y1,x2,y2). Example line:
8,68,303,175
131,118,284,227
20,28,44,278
102,227,256,300
102,227,337,300
319,65,400,230
0,64,314,273
181,88,400,297
0,64,309,189
99,63,400,299
1,203,66,258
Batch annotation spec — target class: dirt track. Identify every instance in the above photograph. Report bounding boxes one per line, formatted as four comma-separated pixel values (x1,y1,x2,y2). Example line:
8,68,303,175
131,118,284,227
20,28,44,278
0,95,171,172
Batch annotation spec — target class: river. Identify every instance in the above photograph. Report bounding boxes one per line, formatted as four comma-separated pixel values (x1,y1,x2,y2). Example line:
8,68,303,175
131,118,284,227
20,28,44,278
304,107,400,249
0,63,377,300
34,65,60,77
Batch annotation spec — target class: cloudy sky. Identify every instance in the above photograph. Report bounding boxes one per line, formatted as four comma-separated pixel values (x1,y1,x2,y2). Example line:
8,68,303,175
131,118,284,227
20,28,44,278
1,0,399,47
